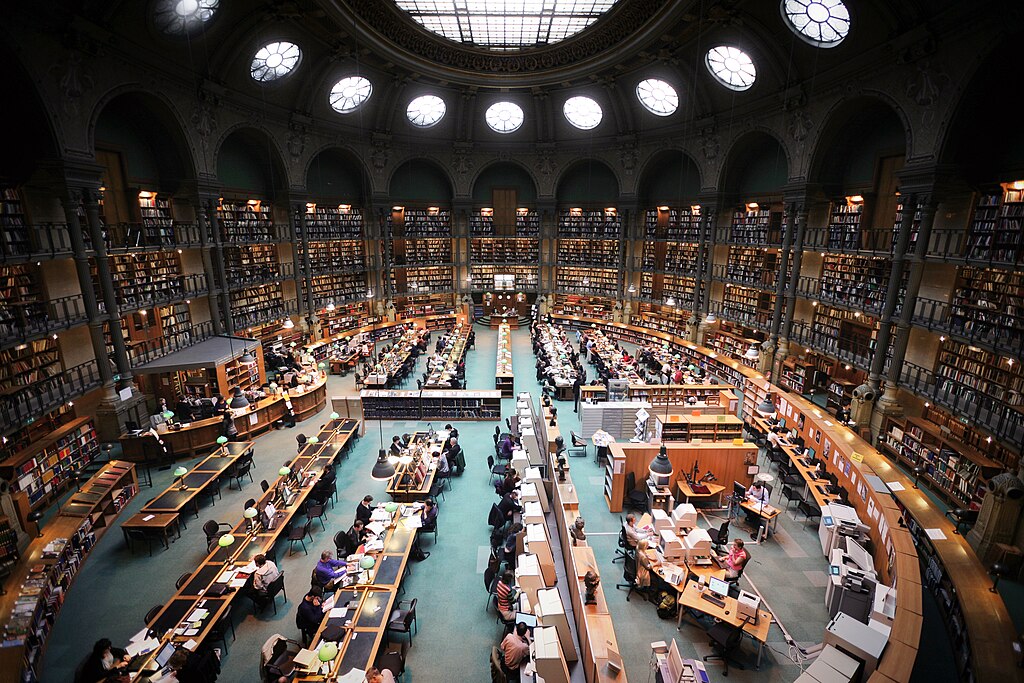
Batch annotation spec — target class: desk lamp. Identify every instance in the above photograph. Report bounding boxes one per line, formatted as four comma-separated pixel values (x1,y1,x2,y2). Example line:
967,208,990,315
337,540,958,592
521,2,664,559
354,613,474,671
216,436,228,445
308,436,319,445
173,466,188,490
27,510,44,538
329,412,340,420
989,562,1008,593
218,533,235,548
371,449,396,480
912,465,924,489
162,410,174,421
244,507,258,532
279,466,292,477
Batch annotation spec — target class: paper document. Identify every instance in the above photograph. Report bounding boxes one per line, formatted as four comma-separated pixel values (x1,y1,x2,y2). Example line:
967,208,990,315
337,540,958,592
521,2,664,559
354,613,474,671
322,595,335,612
125,638,160,658
142,514,155,522
336,669,367,683
366,522,387,536
925,528,947,540
364,540,384,552
127,627,149,645
216,570,234,583
186,609,209,623
886,481,905,491
229,578,247,588
328,607,349,619
405,516,422,529
182,639,198,652
293,648,318,670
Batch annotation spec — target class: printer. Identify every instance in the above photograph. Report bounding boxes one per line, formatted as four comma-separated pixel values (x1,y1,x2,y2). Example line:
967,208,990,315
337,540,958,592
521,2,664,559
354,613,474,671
825,538,878,621
819,503,865,555
736,589,761,623
671,503,698,532
659,529,685,562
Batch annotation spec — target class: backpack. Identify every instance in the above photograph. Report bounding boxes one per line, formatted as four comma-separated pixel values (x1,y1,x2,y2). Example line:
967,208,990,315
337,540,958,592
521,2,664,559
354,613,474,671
656,591,676,619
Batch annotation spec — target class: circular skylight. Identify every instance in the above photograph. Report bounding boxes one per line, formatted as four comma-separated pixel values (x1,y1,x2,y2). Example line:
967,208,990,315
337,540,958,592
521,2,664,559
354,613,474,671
330,76,373,113
407,95,447,127
563,96,603,130
485,102,525,134
154,0,218,34
705,46,757,91
393,0,620,50
782,0,850,47
251,42,301,82
636,78,679,116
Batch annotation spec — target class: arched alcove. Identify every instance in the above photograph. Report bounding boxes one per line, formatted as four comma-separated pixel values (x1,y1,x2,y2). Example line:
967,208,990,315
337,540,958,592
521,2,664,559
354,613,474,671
306,148,368,203
555,159,619,204
388,158,453,203
216,127,288,198
2,51,58,184
638,150,702,206
810,97,906,194
471,162,537,205
720,131,789,198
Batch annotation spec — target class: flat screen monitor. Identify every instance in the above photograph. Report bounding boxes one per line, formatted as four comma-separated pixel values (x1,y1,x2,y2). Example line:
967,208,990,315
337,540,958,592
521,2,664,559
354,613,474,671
777,417,786,429
804,447,816,458
733,481,747,500
155,643,176,668
515,612,538,630
709,577,730,598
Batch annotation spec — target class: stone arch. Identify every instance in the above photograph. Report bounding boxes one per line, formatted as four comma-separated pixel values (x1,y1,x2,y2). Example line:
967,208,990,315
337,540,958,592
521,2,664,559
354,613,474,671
304,146,371,204
215,125,291,198
554,158,620,204
469,160,539,205
636,149,703,206
718,129,790,199
387,157,455,203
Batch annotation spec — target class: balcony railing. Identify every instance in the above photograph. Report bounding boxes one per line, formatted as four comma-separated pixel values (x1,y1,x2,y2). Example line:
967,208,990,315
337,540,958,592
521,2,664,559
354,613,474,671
0,223,75,260
912,297,1024,355
126,320,215,366
709,300,771,329
712,263,776,289
714,226,783,246
0,359,102,428
102,222,203,252
0,294,89,350
789,321,878,371
803,227,895,255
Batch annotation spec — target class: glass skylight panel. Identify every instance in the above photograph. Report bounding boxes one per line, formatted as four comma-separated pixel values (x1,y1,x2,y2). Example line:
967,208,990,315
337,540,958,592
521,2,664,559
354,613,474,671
330,76,373,113
251,42,301,82
782,0,850,47
635,78,679,116
563,96,603,130
154,0,218,35
705,46,757,91
407,95,447,127
485,101,525,133
393,0,619,49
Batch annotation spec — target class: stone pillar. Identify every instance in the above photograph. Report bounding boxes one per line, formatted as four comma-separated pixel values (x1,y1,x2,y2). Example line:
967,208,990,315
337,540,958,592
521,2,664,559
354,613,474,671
780,204,809,348
291,199,318,338
764,203,797,376
203,196,233,334
194,199,224,335
968,472,1024,560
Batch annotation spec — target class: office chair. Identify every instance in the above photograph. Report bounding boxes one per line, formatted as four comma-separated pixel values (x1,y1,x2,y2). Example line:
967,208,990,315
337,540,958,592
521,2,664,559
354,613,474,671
287,520,313,556
377,642,408,683
386,599,418,647
487,503,506,530
568,431,587,458
624,472,647,512
250,572,287,615
613,519,628,563
708,521,730,552
144,604,164,628
420,512,438,544
704,617,749,676
615,550,642,601
202,520,232,547
487,455,507,486
176,572,191,590
796,501,822,525
490,645,508,683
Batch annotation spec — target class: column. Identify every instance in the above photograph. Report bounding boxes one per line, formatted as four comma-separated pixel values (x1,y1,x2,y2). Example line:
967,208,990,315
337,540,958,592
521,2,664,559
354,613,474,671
693,200,718,343
764,204,797,374
194,199,224,335
290,199,315,333
781,204,809,344
204,196,233,334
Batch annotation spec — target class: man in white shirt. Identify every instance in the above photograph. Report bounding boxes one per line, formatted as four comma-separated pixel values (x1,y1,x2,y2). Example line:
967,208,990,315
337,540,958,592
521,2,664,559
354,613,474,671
622,513,649,549
252,553,281,593
744,482,771,537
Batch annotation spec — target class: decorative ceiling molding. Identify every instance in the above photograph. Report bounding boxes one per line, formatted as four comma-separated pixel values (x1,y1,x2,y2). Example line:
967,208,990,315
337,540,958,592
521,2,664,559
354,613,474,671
326,0,685,87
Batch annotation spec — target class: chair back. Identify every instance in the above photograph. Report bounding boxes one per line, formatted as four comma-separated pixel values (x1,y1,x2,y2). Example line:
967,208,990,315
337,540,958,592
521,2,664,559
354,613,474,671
487,455,495,469
335,530,353,557
625,471,637,493
571,431,585,447
244,498,256,510
267,572,286,598
404,599,417,628
716,520,730,544
203,520,220,542
260,479,270,492
307,503,324,518
490,646,508,683
622,550,637,582
618,526,627,549
487,503,503,528
176,572,191,589
484,565,497,592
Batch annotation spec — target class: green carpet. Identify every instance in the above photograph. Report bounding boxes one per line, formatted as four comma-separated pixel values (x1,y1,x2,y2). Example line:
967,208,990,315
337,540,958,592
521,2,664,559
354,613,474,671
38,325,972,682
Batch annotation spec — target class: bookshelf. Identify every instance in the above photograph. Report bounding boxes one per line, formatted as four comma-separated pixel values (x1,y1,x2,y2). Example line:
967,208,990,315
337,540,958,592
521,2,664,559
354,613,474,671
656,413,744,442
643,206,701,241
721,284,775,328
827,198,866,250
495,322,514,397
230,284,285,328
948,266,1023,349
100,252,184,310
305,240,366,274
224,243,280,284
137,192,174,245
389,237,452,266
0,517,17,566
1,187,30,257
0,417,98,511
625,384,736,409
826,378,856,414
302,204,363,239
819,254,893,312
557,208,621,238
552,294,613,320
729,205,781,244
629,304,689,336
936,338,1024,407
471,237,539,264
0,264,46,339
704,321,763,368
360,389,501,420
639,272,700,308
0,339,62,404
469,208,540,236
779,357,817,394
724,246,777,289
320,302,371,338
389,207,451,237
879,414,1001,508
2,461,136,682
470,265,538,291
557,238,619,267
217,199,274,242
305,273,370,309
0,407,76,466
966,184,1024,262
922,403,1019,470
555,267,619,297
811,304,878,364
394,266,454,295
399,294,454,318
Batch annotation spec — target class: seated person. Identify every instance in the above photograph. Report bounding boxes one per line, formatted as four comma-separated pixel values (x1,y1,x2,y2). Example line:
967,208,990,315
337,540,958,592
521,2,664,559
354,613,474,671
499,434,515,460
497,490,522,520
314,550,347,587
389,435,404,456
634,539,658,592
436,451,451,479
622,513,649,549
443,424,460,440
420,499,438,528
248,553,281,604
295,588,325,645
496,470,520,497
743,481,771,533
500,622,531,681
495,571,517,621
836,403,852,423
443,437,465,475
498,522,524,567
348,519,372,549
79,638,130,683
365,667,397,683
312,464,335,500
715,538,750,580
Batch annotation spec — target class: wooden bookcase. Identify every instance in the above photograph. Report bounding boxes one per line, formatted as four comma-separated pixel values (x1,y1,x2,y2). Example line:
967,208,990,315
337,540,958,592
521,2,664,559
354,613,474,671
0,417,98,512
779,357,817,394
305,240,366,274
302,204,363,239
0,187,29,257
470,237,539,264
639,272,700,308
725,246,777,289
827,199,867,250
557,208,621,238
0,264,46,337
399,294,454,318
729,206,781,244
495,322,513,397
704,321,763,368
878,414,1001,508
551,294,613,320
935,338,1024,406
555,267,619,297
390,207,451,237
557,238,619,267
0,338,62,401
644,206,701,241
812,304,878,362
819,254,894,311
625,384,736,410
0,461,136,683
99,251,184,310
230,283,286,328
966,184,1024,262
360,389,501,420
224,243,280,283
138,192,174,243
826,378,856,414
721,284,775,328
922,403,1019,470
949,266,1023,346
470,265,539,291
217,199,274,242
656,413,744,442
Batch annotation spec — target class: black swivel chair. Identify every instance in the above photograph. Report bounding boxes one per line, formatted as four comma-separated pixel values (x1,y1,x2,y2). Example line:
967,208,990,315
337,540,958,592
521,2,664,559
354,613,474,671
386,598,418,647
624,472,647,512
615,550,642,601
704,617,749,676
708,521,730,552
487,455,507,486
203,520,232,547
250,572,287,615
613,521,628,563
335,530,355,559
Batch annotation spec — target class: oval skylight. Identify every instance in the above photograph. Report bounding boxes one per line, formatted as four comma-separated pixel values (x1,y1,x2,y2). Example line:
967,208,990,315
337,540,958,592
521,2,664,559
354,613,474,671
782,0,850,48
485,102,525,133
330,76,373,113
407,95,447,127
251,42,301,82
705,46,757,91
563,96,603,130
393,0,620,50
636,78,679,116
154,0,218,34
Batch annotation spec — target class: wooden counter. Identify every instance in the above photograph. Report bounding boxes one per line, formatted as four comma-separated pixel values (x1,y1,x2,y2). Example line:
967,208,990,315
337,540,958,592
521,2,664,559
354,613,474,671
119,375,327,459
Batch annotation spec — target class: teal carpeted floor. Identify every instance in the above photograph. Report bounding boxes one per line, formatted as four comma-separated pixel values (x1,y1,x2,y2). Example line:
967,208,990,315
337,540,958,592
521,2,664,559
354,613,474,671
39,326,974,682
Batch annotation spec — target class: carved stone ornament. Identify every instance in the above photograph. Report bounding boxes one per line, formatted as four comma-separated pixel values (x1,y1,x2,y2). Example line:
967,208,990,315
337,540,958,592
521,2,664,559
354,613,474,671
905,61,949,107
701,134,720,161
370,136,390,173
50,51,93,115
191,92,218,149
619,145,638,175
536,154,555,176
452,150,473,176
287,125,308,163
788,110,812,142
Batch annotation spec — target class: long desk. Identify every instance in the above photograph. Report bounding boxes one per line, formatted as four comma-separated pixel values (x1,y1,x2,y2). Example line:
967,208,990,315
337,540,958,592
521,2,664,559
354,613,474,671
750,414,843,510
384,431,445,502
424,323,470,388
496,322,514,397
363,328,426,387
128,419,359,670
119,375,328,459
294,506,419,681
676,581,773,666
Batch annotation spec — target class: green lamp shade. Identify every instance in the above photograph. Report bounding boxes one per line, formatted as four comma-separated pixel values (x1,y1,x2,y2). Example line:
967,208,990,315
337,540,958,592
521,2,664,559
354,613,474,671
216,436,229,445
318,362,326,369
290,342,297,347
384,502,399,513
218,534,235,547
317,642,339,662
359,556,376,570
173,466,188,477
329,412,340,420
162,410,174,419
279,466,292,476
244,507,258,519
307,436,319,444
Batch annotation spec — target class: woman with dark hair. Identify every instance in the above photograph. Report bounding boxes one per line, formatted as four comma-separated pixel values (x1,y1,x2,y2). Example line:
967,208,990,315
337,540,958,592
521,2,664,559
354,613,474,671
79,638,129,682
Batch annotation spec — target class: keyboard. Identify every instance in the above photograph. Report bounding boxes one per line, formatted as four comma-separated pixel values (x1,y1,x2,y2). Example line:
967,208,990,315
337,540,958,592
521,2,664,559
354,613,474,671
701,592,727,608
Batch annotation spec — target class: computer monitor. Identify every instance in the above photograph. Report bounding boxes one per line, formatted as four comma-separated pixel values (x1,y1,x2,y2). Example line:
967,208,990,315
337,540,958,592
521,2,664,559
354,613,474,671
515,612,538,631
826,472,839,486
804,447,816,459
708,577,730,598
733,481,747,500
777,417,786,429
155,643,176,668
